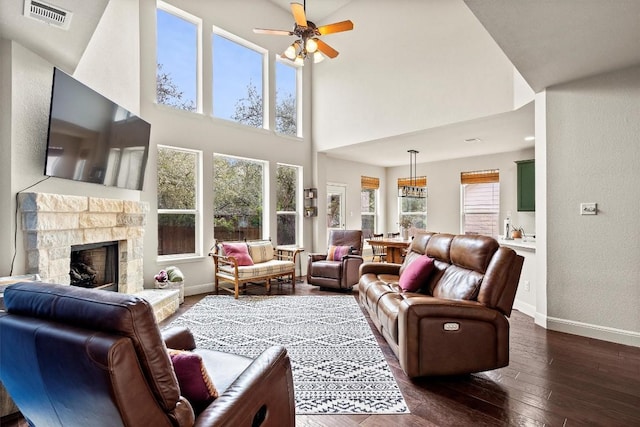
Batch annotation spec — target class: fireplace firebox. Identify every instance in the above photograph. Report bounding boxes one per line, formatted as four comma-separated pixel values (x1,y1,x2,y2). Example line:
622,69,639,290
70,241,119,292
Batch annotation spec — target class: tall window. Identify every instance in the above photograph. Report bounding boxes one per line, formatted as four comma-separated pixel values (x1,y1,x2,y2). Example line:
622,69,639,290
212,28,267,127
277,164,301,245
156,2,199,112
361,176,379,238
275,59,300,136
398,177,427,232
213,154,265,240
461,169,500,237
157,146,201,257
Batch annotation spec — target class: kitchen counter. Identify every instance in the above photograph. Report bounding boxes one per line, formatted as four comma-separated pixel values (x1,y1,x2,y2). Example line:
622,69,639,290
498,237,536,251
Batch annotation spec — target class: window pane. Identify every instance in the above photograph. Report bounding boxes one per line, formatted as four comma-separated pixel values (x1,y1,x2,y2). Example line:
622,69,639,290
157,148,196,210
277,213,296,245
361,189,375,213
277,164,299,245
463,182,500,237
275,61,297,136
156,9,197,111
158,213,195,255
401,197,426,213
277,165,297,211
212,34,264,127
213,155,264,240
361,214,375,238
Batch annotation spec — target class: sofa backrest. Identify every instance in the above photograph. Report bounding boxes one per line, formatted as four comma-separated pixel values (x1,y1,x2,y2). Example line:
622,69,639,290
328,229,363,255
402,231,523,316
2,283,182,418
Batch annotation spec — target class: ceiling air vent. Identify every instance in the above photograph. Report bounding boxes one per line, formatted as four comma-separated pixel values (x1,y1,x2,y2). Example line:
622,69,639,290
23,0,72,30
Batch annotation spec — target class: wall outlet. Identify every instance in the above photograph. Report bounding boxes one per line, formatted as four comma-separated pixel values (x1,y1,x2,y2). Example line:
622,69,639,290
580,202,597,215
523,280,530,291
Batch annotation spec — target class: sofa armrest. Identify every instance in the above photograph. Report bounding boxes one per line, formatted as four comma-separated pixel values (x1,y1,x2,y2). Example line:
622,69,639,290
194,346,295,427
308,253,327,262
162,326,196,351
397,297,510,377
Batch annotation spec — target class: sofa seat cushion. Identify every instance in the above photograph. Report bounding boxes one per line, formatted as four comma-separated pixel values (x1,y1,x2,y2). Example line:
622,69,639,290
432,265,484,301
220,260,294,280
308,260,342,279
376,293,403,343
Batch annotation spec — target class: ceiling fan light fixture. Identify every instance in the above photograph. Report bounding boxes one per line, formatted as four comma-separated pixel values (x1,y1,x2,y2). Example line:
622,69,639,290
306,37,318,53
313,51,325,63
284,43,297,60
294,55,305,66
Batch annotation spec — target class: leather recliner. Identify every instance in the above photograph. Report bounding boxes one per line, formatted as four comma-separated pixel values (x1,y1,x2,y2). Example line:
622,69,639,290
0,282,295,427
307,230,363,290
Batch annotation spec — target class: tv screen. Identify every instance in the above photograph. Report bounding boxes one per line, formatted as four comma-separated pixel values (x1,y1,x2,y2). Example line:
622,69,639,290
45,68,150,190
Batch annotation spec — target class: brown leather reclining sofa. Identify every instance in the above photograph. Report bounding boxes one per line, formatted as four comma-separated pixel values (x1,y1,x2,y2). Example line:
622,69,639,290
359,231,524,378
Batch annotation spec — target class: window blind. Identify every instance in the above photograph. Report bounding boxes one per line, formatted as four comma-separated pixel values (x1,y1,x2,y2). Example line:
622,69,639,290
361,176,380,190
397,176,427,188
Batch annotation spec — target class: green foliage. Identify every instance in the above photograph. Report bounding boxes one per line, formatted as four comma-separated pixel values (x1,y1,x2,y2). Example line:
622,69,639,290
156,63,196,112
232,80,297,136
157,148,196,210
277,165,297,211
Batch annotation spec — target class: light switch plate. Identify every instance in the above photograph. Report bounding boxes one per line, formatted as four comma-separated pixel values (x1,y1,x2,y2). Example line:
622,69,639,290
580,202,597,215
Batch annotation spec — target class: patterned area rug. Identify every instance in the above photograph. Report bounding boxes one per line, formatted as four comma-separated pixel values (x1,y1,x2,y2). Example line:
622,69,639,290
167,295,410,415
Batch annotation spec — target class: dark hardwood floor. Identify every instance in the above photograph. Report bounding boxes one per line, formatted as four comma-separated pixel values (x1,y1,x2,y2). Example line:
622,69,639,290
3,280,639,426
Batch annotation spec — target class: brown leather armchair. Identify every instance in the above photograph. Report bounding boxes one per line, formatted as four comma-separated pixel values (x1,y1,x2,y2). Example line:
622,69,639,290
0,282,295,427
307,229,363,290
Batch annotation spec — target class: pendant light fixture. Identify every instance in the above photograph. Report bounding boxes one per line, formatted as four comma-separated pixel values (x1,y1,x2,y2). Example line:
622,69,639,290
399,150,426,198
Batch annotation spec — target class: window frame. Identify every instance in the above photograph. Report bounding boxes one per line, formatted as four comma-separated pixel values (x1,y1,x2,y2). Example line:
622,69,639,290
156,1,203,113
276,163,303,246
211,25,269,128
157,145,203,260
460,169,500,238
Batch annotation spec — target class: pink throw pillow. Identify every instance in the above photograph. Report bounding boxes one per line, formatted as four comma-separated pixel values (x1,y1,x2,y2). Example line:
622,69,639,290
399,256,435,292
222,243,253,266
327,245,352,261
168,349,218,412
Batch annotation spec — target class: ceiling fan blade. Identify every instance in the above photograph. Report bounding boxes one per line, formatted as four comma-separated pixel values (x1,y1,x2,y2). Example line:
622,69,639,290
316,39,339,58
317,20,354,35
290,2,307,27
253,28,294,36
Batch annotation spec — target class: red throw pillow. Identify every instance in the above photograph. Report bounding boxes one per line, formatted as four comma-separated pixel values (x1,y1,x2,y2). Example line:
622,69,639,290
168,349,218,412
222,242,253,266
399,255,435,292
327,245,352,261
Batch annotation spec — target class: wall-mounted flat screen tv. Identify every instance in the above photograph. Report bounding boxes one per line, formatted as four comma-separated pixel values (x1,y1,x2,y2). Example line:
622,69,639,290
44,68,150,190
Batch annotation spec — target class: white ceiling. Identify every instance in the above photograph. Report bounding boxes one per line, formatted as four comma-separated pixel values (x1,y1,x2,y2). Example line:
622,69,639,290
0,0,108,73
2,1,639,168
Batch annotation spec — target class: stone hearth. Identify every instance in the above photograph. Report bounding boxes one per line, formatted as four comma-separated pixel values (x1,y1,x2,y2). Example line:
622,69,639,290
18,192,179,321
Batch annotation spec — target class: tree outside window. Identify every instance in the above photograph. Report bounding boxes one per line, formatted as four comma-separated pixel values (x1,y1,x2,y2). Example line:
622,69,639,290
157,146,200,256
276,164,300,245
213,154,265,240
156,4,198,112
361,176,379,238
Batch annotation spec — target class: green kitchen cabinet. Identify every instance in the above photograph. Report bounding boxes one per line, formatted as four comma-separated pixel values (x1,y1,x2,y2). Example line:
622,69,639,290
516,160,535,212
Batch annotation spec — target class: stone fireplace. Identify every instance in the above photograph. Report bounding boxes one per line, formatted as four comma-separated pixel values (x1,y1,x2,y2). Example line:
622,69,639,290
19,192,148,294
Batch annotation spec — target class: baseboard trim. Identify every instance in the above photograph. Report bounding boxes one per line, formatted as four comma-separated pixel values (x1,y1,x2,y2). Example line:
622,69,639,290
184,282,214,296
512,300,536,318
546,316,640,347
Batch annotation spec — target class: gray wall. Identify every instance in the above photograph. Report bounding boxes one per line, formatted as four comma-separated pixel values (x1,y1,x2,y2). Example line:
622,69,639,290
545,65,640,339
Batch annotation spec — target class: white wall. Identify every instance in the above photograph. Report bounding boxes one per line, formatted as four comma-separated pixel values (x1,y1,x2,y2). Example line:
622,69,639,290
312,0,516,151
313,154,386,252
0,39,13,275
385,148,535,236
544,65,640,345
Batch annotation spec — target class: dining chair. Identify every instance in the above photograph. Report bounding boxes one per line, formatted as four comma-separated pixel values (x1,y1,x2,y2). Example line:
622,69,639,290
369,233,386,262
387,232,400,238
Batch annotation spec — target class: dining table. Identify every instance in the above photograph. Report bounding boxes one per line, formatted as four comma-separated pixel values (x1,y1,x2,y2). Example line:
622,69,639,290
365,237,412,264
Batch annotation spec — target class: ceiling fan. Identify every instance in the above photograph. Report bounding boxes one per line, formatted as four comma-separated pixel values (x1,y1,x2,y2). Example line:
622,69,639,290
253,1,354,65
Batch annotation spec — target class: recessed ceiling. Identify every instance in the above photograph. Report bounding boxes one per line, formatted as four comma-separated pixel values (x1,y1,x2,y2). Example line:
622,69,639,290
323,102,535,167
